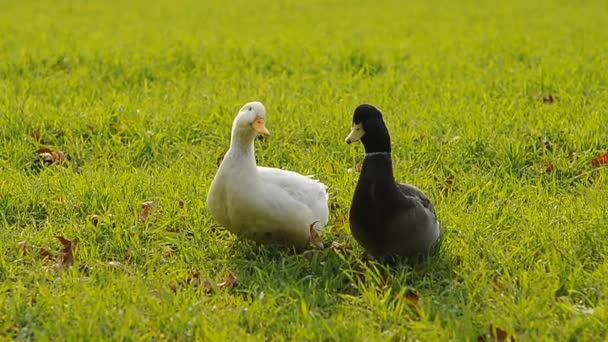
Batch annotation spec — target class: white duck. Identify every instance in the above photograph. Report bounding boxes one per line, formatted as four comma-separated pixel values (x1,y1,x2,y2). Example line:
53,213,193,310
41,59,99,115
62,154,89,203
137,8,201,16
206,101,329,248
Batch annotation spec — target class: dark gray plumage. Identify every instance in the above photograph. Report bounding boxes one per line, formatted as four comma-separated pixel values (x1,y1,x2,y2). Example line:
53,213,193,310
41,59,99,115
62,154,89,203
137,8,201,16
345,104,440,262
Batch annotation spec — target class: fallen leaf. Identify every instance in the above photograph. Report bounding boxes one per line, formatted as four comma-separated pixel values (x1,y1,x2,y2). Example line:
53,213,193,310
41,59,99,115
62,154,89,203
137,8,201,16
32,127,43,142
36,147,54,154
90,214,101,226
542,94,557,104
545,164,557,173
437,175,455,195
17,241,32,256
39,247,55,262
445,175,455,189
178,199,185,209
138,201,155,223
188,270,201,282
591,152,608,167
216,272,238,289
402,290,421,307
309,221,324,249
488,325,514,342
56,235,75,269
356,162,363,173
35,147,67,166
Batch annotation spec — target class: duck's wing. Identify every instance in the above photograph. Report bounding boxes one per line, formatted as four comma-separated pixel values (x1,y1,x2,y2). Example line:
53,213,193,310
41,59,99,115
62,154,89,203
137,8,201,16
387,183,440,256
257,166,329,228
396,183,436,216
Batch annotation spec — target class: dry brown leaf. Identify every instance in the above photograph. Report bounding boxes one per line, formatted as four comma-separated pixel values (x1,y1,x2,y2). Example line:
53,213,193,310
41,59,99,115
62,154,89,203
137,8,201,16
445,175,455,189
309,221,324,249
216,272,238,289
489,325,514,342
188,270,201,282
56,235,75,269
402,290,422,307
90,214,101,226
437,175,455,195
138,201,155,223
36,147,53,154
591,152,608,167
36,147,67,166
178,199,185,209
356,161,363,173
545,164,557,173
542,94,557,104
39,247,55,262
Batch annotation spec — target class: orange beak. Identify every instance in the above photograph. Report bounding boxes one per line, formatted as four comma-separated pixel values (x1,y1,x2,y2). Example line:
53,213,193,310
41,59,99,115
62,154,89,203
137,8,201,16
251,116,270,136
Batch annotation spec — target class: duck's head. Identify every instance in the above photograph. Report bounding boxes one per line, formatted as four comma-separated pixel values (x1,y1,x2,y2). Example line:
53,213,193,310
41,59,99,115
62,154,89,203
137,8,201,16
345,104,391,153
234,101,271,137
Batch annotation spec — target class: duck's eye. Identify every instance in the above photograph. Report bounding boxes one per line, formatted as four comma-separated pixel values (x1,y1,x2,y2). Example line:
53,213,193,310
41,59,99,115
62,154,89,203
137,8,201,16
248,107,252,111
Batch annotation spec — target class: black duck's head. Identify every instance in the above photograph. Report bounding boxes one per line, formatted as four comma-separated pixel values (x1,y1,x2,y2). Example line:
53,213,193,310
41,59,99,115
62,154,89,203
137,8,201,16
345,104,391,153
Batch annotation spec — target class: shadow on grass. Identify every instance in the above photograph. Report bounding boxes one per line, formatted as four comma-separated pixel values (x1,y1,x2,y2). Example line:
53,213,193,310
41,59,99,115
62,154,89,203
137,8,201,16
195,231,464,338
223,233,458,308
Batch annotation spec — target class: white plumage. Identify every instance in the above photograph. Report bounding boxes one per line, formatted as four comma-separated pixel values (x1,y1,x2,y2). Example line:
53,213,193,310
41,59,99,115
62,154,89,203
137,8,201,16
206,101,329,248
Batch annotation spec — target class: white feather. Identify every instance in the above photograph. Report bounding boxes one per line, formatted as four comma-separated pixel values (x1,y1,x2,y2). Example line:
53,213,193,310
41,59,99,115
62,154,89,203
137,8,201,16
206,102,329,247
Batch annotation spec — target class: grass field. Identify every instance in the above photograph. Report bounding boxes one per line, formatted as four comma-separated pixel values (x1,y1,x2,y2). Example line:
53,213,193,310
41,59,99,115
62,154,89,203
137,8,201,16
1,0,608,340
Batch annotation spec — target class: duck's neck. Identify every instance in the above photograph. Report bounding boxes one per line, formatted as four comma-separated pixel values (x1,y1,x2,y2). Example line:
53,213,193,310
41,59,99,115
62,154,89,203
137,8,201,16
360,152,395,184
226,124,257,170
357,118,394,182
360,119,391,154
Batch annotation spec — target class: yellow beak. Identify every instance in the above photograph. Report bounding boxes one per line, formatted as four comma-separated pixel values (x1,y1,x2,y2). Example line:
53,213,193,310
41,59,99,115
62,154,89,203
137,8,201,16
252,117,270,136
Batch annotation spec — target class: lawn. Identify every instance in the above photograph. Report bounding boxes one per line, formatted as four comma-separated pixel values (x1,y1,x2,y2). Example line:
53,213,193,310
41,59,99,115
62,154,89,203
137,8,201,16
1,0,607,340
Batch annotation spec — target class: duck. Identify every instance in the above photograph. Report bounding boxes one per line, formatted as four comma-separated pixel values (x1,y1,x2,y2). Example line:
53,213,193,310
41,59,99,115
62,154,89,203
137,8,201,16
345,104,440,262
206,101,329,248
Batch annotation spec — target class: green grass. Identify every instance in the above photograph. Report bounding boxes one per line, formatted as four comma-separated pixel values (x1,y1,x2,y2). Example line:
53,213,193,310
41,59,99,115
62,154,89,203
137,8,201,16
1,0,608,340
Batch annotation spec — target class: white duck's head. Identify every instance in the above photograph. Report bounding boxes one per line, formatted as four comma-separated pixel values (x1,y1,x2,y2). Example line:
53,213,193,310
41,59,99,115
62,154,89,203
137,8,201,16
232,101,270,139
